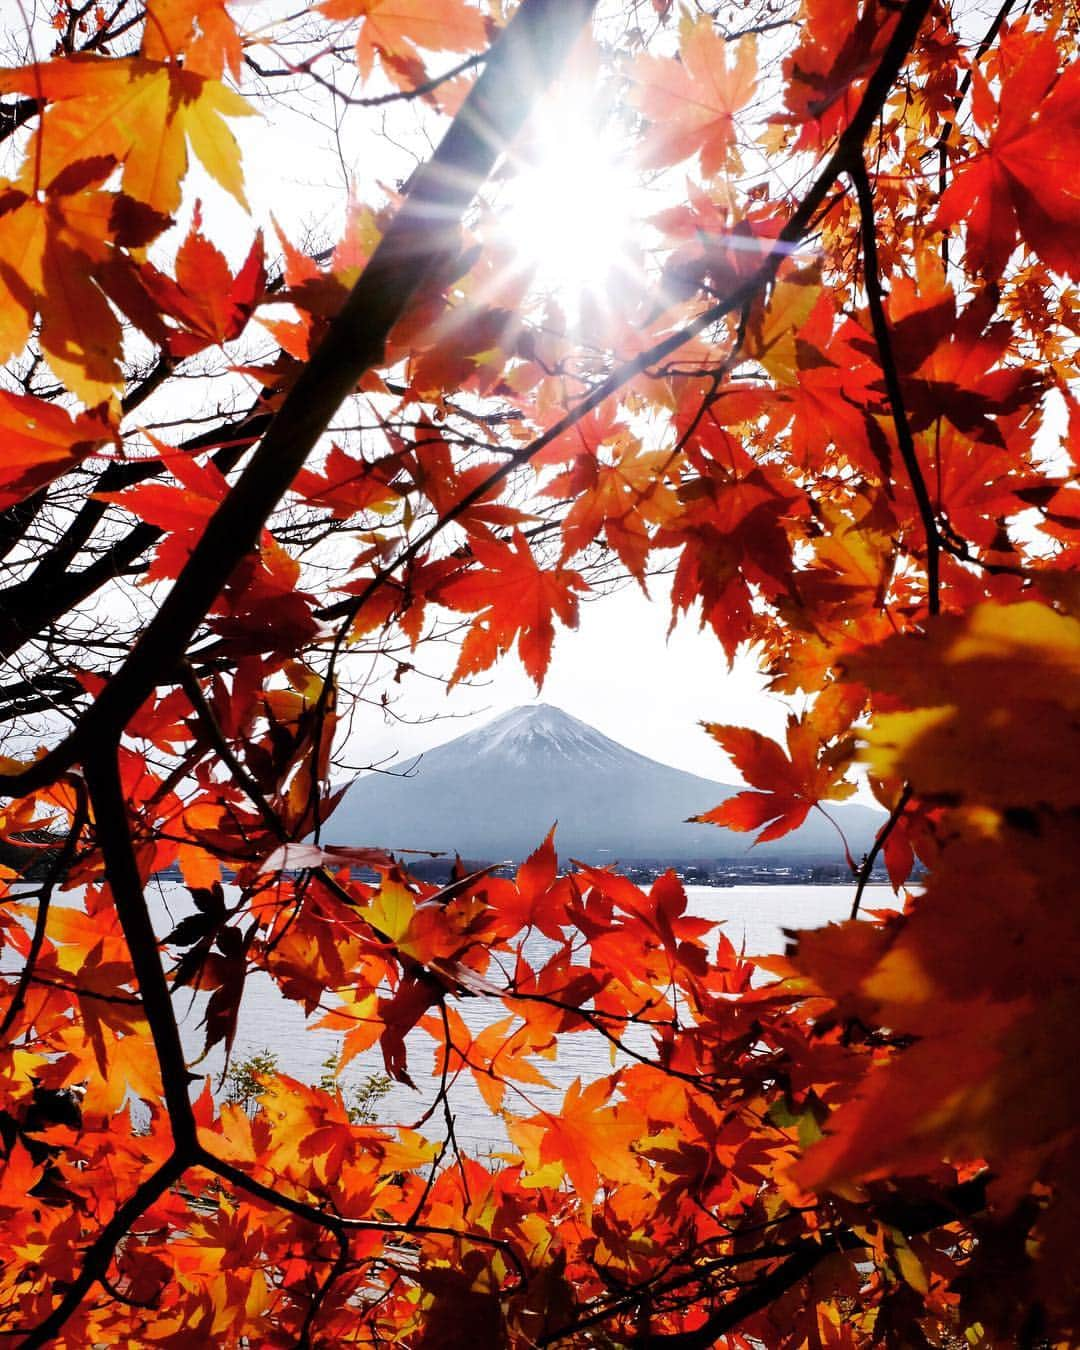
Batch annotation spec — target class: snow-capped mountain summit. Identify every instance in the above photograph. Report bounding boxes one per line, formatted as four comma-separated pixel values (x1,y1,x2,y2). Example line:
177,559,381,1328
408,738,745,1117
431,704,647,769
328,703,882,864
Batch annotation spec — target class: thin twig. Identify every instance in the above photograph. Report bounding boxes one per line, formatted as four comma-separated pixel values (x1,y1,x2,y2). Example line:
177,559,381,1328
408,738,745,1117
13,973,142,1006
850,783,912,919
0,776,87,1043
246,49,487,108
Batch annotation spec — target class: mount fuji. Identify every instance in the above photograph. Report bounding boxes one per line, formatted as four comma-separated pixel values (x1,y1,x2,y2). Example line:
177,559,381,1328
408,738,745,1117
327,704,883,865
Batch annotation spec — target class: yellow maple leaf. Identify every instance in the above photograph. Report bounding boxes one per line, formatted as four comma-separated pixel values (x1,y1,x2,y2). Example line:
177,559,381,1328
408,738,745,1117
746,268,822,385
0,56,252,215
851,601,1080,807
361,879,418,946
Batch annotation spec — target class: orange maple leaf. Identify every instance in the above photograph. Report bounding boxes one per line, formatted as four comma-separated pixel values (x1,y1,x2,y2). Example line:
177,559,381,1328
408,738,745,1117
0,1141,43,1214
404,421,530,539
489,827,573,941
543,441,680,582
440,530,586,688
696,691,860,843
346,552,464,647
292,444,402,520
512,1077,645,1215
96,446,228,583
631,17,756,177
318,0,488,83
0,160,173,401
139,207,265,358
142,0,243,80
0,391,114,508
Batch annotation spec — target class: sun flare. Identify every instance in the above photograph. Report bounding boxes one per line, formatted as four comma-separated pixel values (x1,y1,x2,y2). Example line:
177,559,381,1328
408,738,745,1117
497,92,643,316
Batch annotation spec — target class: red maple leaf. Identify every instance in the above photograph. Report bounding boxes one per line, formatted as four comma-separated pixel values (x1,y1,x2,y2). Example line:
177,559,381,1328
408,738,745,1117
936,30,1080,278
439,530,586,688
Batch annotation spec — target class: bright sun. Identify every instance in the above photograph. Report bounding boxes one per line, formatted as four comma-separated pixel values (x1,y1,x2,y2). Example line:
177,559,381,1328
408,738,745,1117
497,90,642,315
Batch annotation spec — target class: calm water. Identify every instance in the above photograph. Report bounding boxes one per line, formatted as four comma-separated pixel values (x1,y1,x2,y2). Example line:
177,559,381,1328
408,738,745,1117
142,880,893,1154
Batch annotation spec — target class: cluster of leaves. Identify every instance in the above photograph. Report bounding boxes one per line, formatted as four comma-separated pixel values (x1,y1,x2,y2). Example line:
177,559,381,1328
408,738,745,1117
0,0,1078,1345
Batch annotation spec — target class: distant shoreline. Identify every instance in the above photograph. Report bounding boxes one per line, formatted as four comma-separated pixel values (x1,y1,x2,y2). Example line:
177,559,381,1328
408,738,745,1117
148,860,897,888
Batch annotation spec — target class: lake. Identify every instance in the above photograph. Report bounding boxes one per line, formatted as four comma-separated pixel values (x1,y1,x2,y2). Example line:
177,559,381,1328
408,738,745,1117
145,880,893,1155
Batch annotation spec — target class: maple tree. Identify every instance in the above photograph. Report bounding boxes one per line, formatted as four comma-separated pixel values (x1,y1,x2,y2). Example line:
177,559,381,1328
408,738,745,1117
0,0,1077,1344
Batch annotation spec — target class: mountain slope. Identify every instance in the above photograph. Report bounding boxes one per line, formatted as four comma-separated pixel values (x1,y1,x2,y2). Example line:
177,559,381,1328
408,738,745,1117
328,704,882,863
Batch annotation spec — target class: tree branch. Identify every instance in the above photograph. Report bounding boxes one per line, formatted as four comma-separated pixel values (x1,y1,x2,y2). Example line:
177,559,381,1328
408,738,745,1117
14,1153,188,1350
0,97,37,144
82,750,197,1151
850,151,941,615
195,1145,528,1285
547,1176,989,1347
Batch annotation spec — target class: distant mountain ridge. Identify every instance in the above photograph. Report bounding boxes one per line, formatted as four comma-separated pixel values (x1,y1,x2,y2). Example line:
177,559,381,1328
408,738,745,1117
328,704,883,864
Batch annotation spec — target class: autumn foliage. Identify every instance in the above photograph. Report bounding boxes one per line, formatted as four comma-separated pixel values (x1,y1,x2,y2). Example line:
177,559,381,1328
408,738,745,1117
0,0,1078,1344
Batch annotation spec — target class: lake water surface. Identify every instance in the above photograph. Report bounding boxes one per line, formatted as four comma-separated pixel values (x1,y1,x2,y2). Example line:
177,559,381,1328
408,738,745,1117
144,880,892,1155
